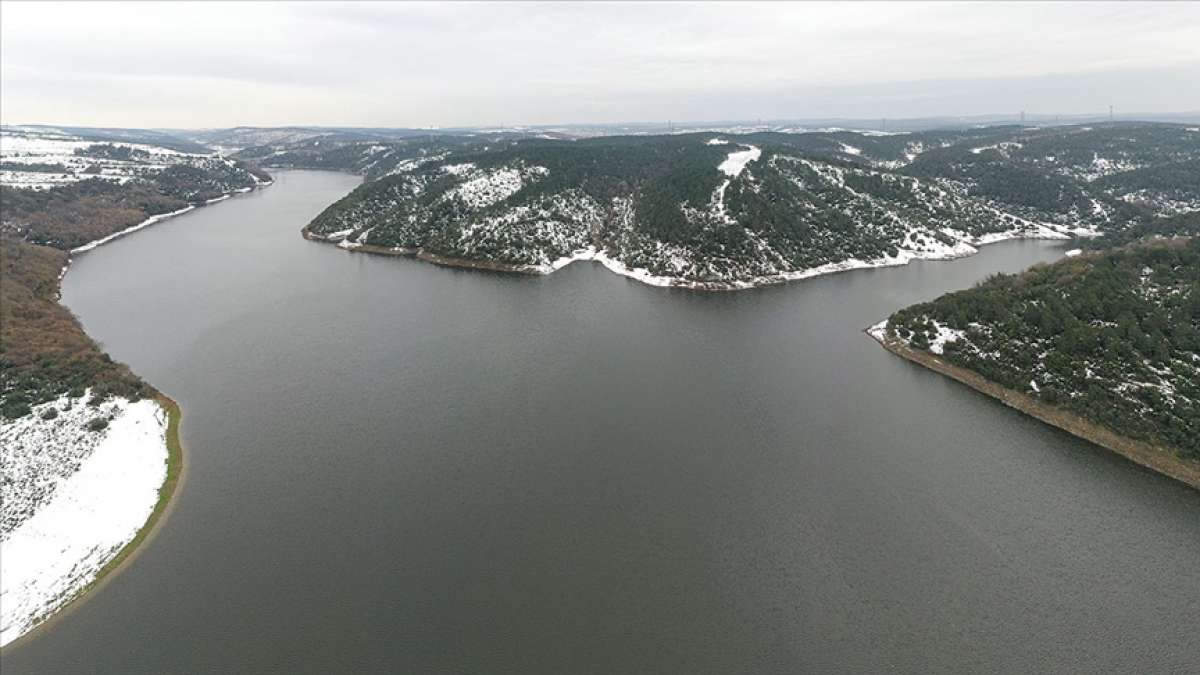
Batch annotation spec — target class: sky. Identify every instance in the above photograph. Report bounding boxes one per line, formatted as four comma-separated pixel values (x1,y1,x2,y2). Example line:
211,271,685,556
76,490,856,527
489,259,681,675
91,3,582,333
2,1,1198,129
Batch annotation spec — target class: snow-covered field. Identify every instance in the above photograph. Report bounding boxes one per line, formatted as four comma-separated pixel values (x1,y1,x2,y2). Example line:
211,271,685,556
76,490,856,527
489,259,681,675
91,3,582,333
0,127,218,190
711,144,762,222
717,145,761,177
0,394,170,647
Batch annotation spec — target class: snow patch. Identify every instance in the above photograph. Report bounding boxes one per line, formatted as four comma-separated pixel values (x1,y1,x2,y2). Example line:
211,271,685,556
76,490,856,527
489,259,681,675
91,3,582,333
70,206,195,254
448,167,526,208
927,321,966,355
718,145,761,177
867,320,890,342
0,395,169,647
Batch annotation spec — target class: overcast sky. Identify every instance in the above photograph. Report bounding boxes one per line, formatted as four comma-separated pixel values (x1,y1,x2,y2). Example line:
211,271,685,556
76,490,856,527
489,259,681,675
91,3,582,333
2,1,1198,129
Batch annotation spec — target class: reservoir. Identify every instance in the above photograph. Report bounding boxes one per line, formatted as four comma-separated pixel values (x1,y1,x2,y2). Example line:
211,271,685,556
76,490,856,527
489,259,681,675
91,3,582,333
10,170,1199,673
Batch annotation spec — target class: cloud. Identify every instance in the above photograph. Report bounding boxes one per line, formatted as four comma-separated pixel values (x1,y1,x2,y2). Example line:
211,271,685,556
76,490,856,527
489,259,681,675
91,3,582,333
2,1,1197,127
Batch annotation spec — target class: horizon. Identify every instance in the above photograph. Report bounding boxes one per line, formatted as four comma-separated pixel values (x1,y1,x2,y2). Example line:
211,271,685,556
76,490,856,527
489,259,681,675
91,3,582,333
7,110,1200,136
3,1,1198,129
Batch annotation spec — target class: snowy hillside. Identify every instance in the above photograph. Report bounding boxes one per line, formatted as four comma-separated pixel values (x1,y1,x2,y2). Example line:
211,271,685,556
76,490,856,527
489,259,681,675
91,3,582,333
0,127,264,192
298,124,1198,288
875,239,1200,460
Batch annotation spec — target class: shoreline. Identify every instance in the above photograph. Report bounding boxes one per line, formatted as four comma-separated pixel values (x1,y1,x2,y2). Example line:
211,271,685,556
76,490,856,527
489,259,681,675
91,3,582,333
867,327,1200,491
302,226,1075,291
302,228,549,274
70,180,272,255
2,179,265,652
0,396,186,653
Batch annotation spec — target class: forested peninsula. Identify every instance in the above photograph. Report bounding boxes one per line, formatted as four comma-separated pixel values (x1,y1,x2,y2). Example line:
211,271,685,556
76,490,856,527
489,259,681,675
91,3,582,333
871,237,1200,489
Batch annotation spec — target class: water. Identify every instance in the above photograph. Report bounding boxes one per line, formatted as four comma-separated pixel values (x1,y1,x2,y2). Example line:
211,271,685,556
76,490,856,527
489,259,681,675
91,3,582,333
8,171,1198,673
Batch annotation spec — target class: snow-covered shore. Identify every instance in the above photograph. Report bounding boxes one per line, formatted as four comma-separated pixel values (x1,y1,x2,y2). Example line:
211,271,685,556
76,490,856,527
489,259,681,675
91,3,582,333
70,182,270,255
0,394,170,647
316,222,1081,292
70,205,197,254
535,223,1077,291
0,172,256,646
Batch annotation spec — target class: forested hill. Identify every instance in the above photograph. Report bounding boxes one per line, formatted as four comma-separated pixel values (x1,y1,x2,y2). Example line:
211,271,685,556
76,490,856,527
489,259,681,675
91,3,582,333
0,129,270,419
881,238,1200,460
275,123,1200,285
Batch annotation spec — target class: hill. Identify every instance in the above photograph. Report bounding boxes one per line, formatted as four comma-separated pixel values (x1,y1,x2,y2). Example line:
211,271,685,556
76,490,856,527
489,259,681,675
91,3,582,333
0,129,269,416
874,238,1199,479
278,123,1200,287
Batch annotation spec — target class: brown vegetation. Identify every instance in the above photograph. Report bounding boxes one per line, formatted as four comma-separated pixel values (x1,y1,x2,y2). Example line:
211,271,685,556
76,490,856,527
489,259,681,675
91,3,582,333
0,236,151,418
1,181,187,250
1,160,270,418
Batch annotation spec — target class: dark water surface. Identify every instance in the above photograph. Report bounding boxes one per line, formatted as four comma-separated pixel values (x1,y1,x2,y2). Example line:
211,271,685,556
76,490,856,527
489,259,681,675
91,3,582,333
11,171,1198,673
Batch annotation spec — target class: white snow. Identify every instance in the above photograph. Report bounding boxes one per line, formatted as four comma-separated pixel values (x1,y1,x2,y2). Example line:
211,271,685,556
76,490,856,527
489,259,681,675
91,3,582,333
709,145,763,222
530,244,951,292
592,248,682,287
927,321,966,355
545,246,602,272
1,128,207,190
530,245,686,287
386,152,448,176
321,228,355,241
448,167,526,208
1065,248,1082,257
970,141,1023,156
718,145,761,177
529,206,1079,291
1,395,169,647
867,320,890,342
441,162,476,176
70,206,196,254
